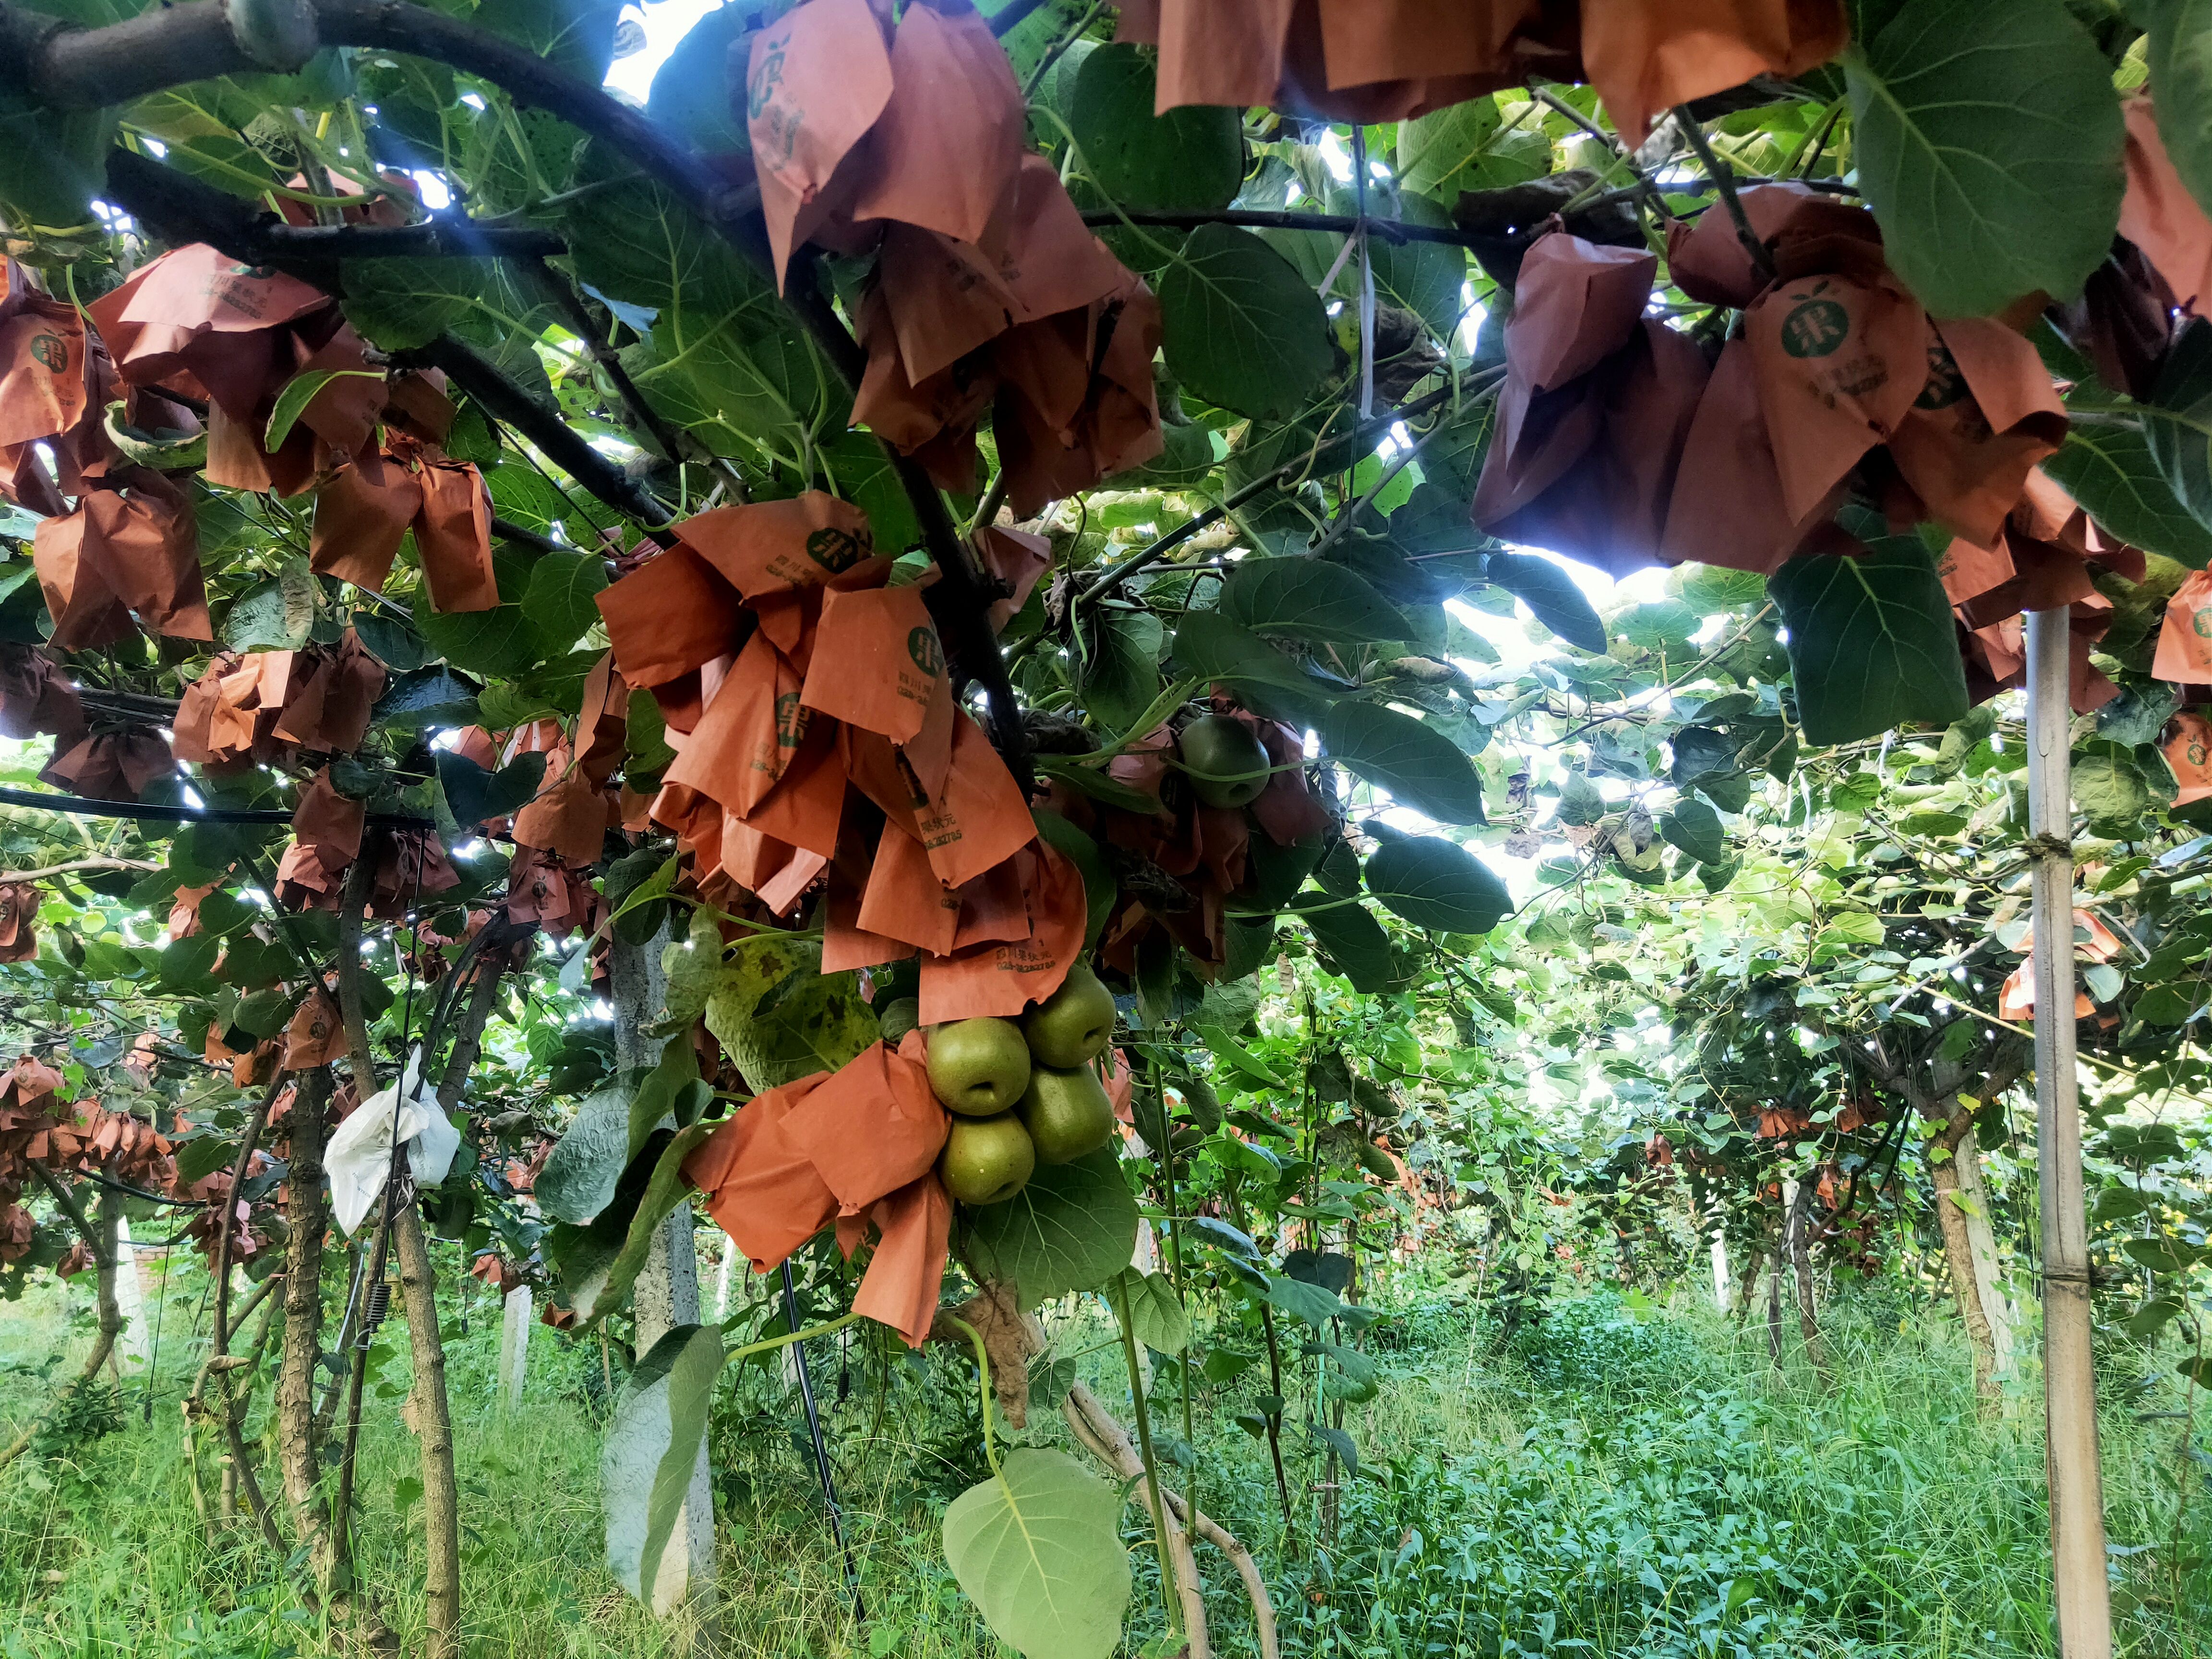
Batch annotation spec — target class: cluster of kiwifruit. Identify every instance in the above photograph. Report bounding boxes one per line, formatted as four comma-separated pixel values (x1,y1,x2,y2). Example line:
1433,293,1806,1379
917,965,1120,1206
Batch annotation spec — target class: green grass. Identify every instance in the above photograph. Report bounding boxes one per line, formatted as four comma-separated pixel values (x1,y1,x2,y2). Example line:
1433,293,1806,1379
0,1256,2205,1657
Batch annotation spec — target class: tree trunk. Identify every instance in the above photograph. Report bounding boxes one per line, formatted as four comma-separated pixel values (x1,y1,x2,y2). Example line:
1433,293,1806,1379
1765,1232,1784,1370
2,1175,124,1468
1930,1100,2001,1405
609,927,719,1644
278,1069,333,1575
1785,1177,1829,1385
1957,1126,2015,1377
393,1207,462,1659
498,1285,532,1411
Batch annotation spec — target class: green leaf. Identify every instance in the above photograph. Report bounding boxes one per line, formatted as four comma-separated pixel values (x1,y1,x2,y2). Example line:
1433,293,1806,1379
604,1322,723,1612
2145,322,2212,530
2049,417,2212,568
577,1124,714,1325
1482,552,1605,652
1159,225,1334,421
352,609,429,672
1118,1269,1190,1355
943,1449,1131,1659
1257,1273,1350,1328
1362,836,1512,933
521,549,610,647
1296,898,1406,994
1219,558,1410,649
2073,744,2156,828
534,1087,632,1226
1070,43,1241,212
963,1146,1139,1306
224,575,313,652
1317,703,1487,825
264,368,384,453
1767,540,1969,745
2142,1,2212,226
1170,611,1346,724
435,750,546,829
645,3,754,154
1034,754,1165,814
1659,799,1729,865
1078,608,1164,732
703,935,878,1091
0,96,113,232
1844,0,2123,315
374,667,483,731
1397,97,1551,200
1033,809,1116,949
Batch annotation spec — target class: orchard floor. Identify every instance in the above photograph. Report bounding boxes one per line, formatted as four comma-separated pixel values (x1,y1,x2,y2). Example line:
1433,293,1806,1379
0,1261,2205,1659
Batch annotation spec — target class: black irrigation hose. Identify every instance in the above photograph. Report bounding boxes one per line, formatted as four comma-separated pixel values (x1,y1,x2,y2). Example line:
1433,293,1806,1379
781,1260,866,1624
0,786,433,829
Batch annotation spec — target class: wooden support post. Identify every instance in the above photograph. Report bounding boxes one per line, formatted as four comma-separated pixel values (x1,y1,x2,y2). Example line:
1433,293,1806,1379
2024,606,2112,1659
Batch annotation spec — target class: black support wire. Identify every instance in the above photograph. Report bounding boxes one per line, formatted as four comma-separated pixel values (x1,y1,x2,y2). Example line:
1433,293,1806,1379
0,785,433,829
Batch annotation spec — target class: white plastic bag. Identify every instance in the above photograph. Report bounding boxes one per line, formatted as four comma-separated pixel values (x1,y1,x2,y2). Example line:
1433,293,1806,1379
324,1048,463,1234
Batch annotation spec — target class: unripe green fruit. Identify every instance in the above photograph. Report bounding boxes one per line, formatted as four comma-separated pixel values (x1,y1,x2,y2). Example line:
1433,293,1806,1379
1179,713,1271,809
1021,964,1117,1069
925,1018,1032,1117
938,1112,1036,1205
1017,1063,1117,1165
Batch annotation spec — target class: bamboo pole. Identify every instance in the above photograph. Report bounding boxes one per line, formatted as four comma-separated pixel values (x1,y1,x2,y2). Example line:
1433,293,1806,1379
2024,606,2112,1659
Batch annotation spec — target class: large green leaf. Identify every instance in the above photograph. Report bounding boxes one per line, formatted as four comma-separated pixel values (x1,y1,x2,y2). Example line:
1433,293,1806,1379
535,1087,632,1226
1362,836,1512,934
1219,559,1410,649
1069,44,1241,213
1768,540,1969,745
963,1146,1137,1306
1318,702,1487,825
1371,192,1471,344
573,1124,714,1325
603,1322,722,1613
1159,224,1333,421
1118,1268,1190,1355
1397,97,1552,201
1077,607,1164,732
704,935,878,1091
943,1449,1130,1659
2146,322,2212,530
417,599,548,679
1845,0,2122,315
2143,1,2212,225
1482,552,1605,652
521,549,609,647
2044,420,2212,568
0,97,113,232
1170,611,1347,725
1296,897,1406,994
1660,798,1730,865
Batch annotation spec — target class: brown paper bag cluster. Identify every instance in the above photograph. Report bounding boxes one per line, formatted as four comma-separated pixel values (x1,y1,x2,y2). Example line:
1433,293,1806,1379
89,242,386,499
683,1029,952,1346
746,0,1163,509
1047,698,1333,978
1940,472,2136,714
1477,191,2070,584
311,432,499,614
1116,0,1841,137
1999,909,2121,1023
39,727,174,802
0,257,122,517
596,491,1089,1027
0,644,85,746
0,882,36,965
172,630,389,769
275,791,457,921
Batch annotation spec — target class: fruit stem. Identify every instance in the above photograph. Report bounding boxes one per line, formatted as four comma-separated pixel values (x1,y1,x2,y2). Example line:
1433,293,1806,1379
1111,1273,1185,1639
943,1316,1000,1479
